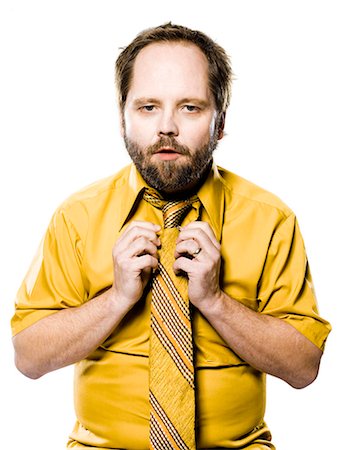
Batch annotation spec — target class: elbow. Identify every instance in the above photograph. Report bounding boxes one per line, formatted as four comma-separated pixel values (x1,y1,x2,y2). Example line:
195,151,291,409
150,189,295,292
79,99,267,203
285,339,323,389
14,352,44,380
287,358,321,390
13,335,45,379
288,371,317,389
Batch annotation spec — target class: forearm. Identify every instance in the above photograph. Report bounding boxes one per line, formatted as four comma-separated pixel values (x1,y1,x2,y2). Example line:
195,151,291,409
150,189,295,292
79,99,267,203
199,291,322,388
13,288,132,379
13,221,160,380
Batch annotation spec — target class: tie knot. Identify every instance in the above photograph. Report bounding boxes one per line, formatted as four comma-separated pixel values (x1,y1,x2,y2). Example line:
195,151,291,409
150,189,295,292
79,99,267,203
143,188,200,228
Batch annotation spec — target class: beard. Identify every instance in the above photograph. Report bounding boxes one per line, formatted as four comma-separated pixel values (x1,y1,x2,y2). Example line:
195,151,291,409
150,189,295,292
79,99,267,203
124,130,219,196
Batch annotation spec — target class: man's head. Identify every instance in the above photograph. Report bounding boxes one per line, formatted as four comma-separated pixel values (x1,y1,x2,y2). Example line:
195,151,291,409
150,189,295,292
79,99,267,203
115,23,233,196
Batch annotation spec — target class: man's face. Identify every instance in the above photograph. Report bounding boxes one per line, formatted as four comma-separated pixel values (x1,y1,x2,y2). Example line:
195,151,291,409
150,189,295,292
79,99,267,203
122,42,224,195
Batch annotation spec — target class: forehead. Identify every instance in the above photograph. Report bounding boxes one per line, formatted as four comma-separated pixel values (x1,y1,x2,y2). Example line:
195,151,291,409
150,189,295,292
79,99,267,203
128,42,210,99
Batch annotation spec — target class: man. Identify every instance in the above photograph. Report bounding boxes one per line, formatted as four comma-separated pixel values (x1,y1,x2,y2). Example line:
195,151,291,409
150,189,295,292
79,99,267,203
12,23,330,449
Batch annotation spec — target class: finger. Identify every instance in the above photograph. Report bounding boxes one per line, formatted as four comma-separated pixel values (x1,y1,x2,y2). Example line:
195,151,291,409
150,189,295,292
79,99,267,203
179,221,220,249
174,239,204,259
181,222,219,248
123,220,161,233
122,222,161,242
173,256,195,276
132,254,159,272
176,227,218,255
116,222,161,252
127,237,159,258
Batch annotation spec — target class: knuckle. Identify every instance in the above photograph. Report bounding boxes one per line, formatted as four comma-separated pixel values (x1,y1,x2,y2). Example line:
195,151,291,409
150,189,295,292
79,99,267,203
137,236,147,246
132,225,141,235
142,254,156,267
141,253,151,262
198,221,208,229
194,228,204,238
123,221,139,234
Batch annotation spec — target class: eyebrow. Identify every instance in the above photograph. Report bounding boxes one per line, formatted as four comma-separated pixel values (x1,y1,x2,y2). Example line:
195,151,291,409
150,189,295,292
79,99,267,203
178,98,211,108
133,98,160,107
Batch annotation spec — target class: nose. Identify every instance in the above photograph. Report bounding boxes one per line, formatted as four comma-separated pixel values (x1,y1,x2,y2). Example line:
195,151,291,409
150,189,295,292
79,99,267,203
157,109,179,137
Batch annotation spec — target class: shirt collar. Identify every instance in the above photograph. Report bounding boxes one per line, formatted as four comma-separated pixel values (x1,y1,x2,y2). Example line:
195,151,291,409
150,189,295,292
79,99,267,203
118,164,150,231
197,161,225,242
119,162,225,241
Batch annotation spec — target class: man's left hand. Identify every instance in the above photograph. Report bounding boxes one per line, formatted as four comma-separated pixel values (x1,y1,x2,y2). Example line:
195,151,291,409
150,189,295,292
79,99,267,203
173,221,222,310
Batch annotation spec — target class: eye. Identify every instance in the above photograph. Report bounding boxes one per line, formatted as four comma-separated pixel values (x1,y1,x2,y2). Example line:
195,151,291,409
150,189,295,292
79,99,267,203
184,105,200,112
140,105,156,112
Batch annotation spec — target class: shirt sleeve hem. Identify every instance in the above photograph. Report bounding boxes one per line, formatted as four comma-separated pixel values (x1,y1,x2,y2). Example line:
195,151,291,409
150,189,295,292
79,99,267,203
271,314,331,351
11,309,60,336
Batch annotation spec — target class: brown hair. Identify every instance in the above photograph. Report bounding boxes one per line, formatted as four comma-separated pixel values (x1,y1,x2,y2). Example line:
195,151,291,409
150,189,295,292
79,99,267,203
115,23,232,114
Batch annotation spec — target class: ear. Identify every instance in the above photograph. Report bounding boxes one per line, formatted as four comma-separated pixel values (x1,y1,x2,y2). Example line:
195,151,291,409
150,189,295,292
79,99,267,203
217,112,226,140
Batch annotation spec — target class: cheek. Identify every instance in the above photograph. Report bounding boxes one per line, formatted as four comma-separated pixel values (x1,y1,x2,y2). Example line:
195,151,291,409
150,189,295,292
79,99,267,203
124,115,157,146
182,121,214,148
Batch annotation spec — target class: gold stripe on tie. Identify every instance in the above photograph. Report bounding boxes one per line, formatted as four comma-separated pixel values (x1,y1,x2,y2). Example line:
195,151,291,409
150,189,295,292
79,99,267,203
143,188,200,450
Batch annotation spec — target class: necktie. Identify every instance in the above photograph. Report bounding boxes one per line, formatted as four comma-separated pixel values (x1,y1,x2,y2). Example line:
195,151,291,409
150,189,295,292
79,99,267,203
143,188,200,450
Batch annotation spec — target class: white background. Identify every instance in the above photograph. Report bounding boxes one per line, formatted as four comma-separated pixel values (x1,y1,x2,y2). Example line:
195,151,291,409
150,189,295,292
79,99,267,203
0,1,336,448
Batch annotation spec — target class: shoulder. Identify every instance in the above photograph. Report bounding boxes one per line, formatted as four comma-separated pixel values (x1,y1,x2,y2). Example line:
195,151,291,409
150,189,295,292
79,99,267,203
50,165,132,235
62,164,132,208
216,165,293,220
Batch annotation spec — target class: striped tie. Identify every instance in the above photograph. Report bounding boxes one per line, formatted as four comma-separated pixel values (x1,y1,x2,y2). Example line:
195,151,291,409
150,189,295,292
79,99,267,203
143,188,200,450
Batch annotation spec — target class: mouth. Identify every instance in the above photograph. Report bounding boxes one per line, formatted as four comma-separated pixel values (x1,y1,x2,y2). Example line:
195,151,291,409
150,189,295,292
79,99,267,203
153,147,182,161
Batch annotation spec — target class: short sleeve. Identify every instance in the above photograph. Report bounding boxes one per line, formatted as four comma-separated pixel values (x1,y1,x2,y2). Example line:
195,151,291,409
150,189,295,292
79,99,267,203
258,214,331,351
11,207,87,336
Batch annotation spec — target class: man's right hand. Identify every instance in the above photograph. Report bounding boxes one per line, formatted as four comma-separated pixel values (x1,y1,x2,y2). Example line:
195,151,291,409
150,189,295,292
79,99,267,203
13,221,161,379
111,221,161,308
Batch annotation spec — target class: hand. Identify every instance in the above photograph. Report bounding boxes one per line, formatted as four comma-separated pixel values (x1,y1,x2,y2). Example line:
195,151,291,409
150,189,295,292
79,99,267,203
112,221,161,308
173,221,222,310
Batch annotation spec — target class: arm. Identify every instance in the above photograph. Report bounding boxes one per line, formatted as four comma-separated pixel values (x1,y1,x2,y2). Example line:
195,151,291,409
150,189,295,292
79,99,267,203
13,221,161,379
173,222,322,389
197,290,322,389
13,288,132,379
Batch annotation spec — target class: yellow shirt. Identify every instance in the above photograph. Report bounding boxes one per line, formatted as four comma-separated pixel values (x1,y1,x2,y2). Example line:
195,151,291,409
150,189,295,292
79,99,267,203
12,163,331,449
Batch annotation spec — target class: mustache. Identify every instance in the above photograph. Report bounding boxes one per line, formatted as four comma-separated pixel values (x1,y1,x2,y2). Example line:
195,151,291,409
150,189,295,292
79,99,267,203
147,137,191,156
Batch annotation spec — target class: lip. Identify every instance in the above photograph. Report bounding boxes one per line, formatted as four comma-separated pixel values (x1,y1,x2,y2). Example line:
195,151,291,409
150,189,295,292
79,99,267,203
153,147,182,161
155,147,180,153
